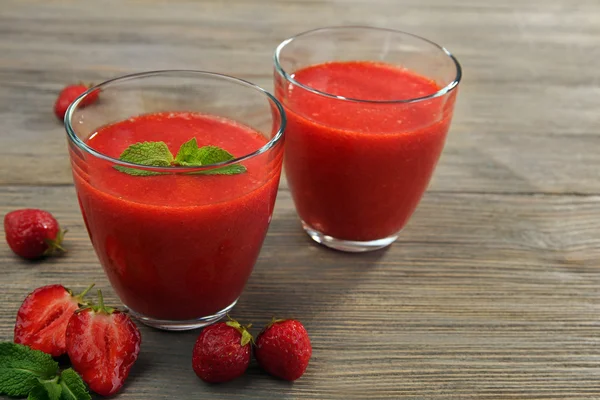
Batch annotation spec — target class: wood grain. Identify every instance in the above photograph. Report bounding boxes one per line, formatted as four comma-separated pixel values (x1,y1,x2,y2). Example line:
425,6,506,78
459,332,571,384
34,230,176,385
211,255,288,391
1,0,599,192
1,187,599,399
1,0,599,398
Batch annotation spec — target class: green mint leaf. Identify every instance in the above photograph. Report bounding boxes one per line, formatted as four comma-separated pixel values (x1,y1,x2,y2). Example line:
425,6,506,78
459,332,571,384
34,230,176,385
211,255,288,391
194,164,247,175
0,342,59,397
197,145,235,165
28,384,51,400
119,141,173,165
174,138,204,166
175,141,247,175
59,369,91,400
114,141,173,176
114,165,163,176
190,145,247,175
28,378,62,400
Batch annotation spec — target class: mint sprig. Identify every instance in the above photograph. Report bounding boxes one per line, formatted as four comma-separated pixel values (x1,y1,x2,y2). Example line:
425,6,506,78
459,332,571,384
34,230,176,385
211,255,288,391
0,343,91,400
114,138,247,176
0,342,58,397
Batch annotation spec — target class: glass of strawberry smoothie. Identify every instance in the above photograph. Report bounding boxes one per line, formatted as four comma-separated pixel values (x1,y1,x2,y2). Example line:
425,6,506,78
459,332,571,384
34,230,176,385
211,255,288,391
274,27,462,252
65,71,285,330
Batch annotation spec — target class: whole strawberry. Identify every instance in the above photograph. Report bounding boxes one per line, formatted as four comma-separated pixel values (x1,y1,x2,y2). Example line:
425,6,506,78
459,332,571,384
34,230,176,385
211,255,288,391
14,283,94,356
255,319,312,381
192,317,253,383
54,83,99,121
4,209,66,259
66,290,141,396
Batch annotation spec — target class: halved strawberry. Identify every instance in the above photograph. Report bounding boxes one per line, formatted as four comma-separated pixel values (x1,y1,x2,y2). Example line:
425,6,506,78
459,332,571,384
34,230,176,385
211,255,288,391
66,290,141,396
14,283,94,357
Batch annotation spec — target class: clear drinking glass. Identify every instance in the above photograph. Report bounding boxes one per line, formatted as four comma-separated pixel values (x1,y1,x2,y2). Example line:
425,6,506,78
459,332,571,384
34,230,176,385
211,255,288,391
65,71,285,330
274,26,461,252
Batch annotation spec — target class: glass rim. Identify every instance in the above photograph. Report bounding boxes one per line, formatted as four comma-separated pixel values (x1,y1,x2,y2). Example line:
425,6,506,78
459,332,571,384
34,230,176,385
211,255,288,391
65,69,286,173
273,26,462,104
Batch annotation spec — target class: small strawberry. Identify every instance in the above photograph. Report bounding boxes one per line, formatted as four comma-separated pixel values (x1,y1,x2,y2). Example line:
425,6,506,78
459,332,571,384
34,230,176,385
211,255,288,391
192,316,253,383
66,290,141,396
14,283,94,357
54,83,99,121
4,208,66,259
255,318,312,381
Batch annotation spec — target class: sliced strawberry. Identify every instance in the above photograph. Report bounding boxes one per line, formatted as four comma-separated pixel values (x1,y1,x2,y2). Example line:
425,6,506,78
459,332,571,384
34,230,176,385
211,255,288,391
66,290,141,396
14,284,94,357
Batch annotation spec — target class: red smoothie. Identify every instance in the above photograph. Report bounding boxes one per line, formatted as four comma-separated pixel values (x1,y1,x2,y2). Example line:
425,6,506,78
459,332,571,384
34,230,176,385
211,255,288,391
276,61,457,241
71,112,282,320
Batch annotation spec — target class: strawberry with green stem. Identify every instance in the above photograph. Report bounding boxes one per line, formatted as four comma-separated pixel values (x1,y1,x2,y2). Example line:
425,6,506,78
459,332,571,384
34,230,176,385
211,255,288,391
192,315,253,383
66,290,141,396
14,283,95,357
4,209,67,259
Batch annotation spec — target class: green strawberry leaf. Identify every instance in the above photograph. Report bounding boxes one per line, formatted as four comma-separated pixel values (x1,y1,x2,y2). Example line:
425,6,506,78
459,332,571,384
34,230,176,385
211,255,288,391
59,368,91,400
114,141,173,176
225,318,254,346
0,342,59,397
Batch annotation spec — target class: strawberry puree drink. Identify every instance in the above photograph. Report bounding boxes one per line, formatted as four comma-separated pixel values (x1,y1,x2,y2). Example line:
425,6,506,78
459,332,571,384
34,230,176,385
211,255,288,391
65,71,285,330
274,27,462,252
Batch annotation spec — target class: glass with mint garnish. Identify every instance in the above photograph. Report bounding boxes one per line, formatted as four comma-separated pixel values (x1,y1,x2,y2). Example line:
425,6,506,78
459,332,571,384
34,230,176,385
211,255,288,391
65,71,285,330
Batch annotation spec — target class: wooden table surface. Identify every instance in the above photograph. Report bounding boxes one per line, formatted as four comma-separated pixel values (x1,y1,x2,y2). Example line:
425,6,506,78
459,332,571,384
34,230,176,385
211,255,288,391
1,0,599,398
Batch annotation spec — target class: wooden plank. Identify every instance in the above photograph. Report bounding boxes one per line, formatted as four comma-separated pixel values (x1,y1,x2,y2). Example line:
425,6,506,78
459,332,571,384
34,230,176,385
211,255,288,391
0,0,599,193
1,186,599,399
1,0,600,398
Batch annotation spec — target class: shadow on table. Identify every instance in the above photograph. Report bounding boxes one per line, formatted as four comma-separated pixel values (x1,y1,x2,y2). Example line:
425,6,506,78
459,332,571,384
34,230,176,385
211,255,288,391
237,210,390,325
